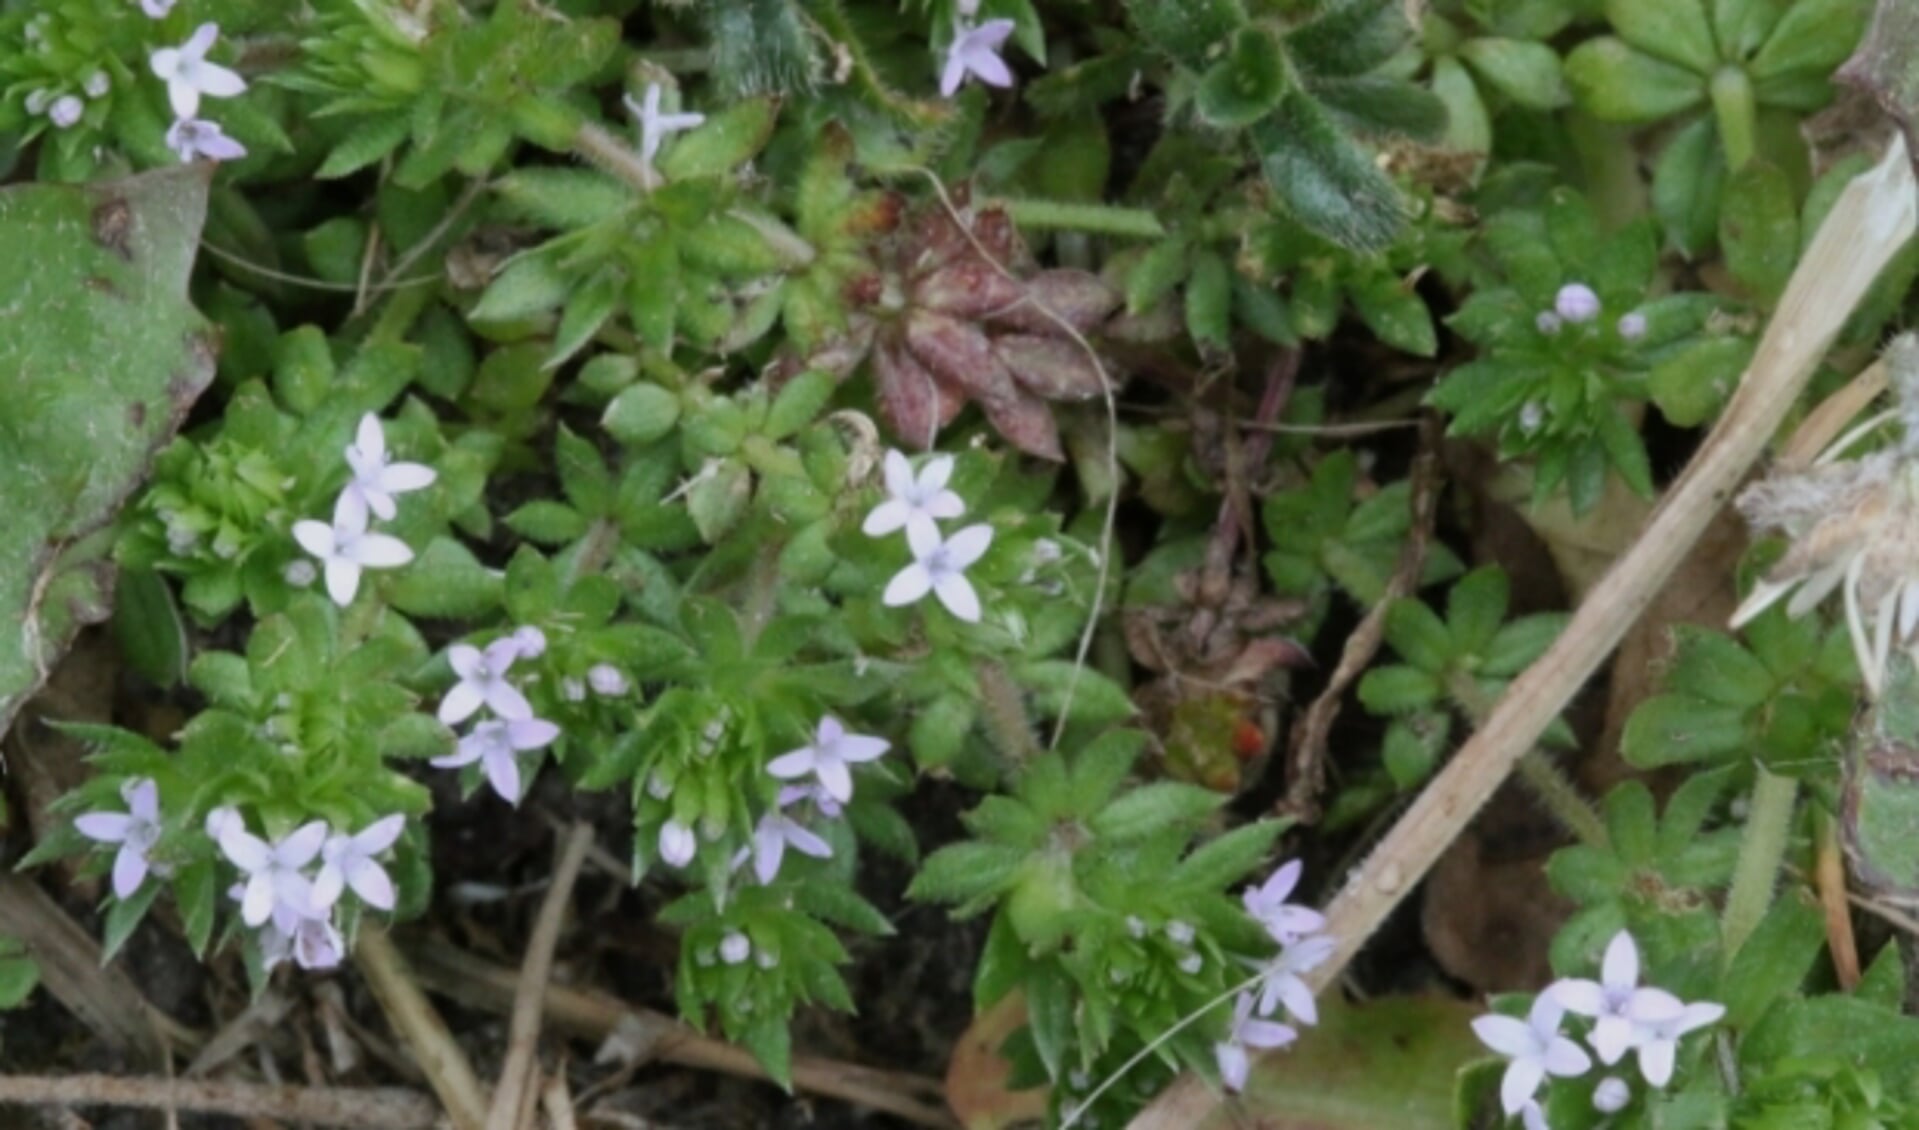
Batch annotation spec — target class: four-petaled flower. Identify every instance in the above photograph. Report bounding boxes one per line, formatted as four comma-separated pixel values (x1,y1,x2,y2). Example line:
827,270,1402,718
864,450,965,544
884,522,993,622
1630,997,1724,1088
1472,994,1592,1117
739,807,833,885
293,494,415,607
767,715,890,804
940,13,1017,97
1549,930,1671,1065
219,820,329,928
1214,991,1296,1093
149,23,246,120
1242,859,1325,945
312,814,405,912
75,778,163,899
439,639,534,725
432,717,560,805
622,83,704,169
342,414,436,522
1255,933,1336,1027
165,117,246,163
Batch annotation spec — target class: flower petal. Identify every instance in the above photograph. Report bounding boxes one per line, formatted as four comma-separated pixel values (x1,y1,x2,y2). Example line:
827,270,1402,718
785,821,833,860
1637,1038,1675,1088
815,757,854,803
292,520,336,559
111,846,150,899
1500,1058,1545,1116
1548,977,1606,1017
943,523,994,569
1472,1014,1537,1059
277,822,329,867
447,644,483,680
1542,1035,1592,1078
184,22,219,60
486,681,534,722
75,812,133,844
241,873,276,927
355,414,385,463
835,734,891,764
220,827,271,872
1601,929,1639,990
485,750,524,805
754,820,786,884
380,462,436,493
932,572,982,622
962,45,1014,88
310,864,345,912
766,749,816,779
1591,1014,1634,1065
882,450,914,499
438,681,484,725
506,717,560,750
347,532,414,568
323,559,361,606
346,858,395,910
862,499,911,537
883,562,935,607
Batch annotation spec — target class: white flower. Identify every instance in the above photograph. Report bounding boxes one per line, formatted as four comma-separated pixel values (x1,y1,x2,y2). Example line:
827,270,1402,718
659,820,696,868
1471,994,1592,1117
342,413,436,521
738,807,833,884
149,23,246,120
511,626,547,660
312,814,404,912
884,522,993,622
141,0,177,16
940,15,1016,97
1630,998,1724,1088
1593,1075,1631,1113
1553,282,1600,323
1255,933,1336,1027
292,494,415,607
438,639,532,725
165,117,246,162
587,664,628,697
48,96,82,129
622,82,703,169
767,715,890,804
75,778,162,899
1548,930,1673,1065
219,820,328,929
1214,991,1296,1093
239,883,342,973
863,450,964,543
431,717,560,805
720,932,751,965
1242,859,1326,945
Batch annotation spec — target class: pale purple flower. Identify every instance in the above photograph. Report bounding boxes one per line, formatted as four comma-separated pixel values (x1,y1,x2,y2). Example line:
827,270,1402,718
1242,859,1325,945
220,820,328,928
720,932,751,965
312,814,404,912
149,23,246,119
863,450,964,543
1553,282,1600,324
1214,991,1296,1093
767,715,890,803
738,808,833,884
203,805,241,843
1549,930,1671,1065
659,820,696,867
940,15,1016,97
48,95,82,129
1617,312,1648,341
511,626,547,660
75,778,162,899
1255,933,1336,1026
438,639,532,724
778,782,844,819
239,882,343,973
884,522,993,622
622,83,703,168
1471,994,1592,1116
1631,997,1724,1088
1594,1075,1631,1113
587,664,628,697
141,0,177,16
292,493,415,607
166,117,246,162
431,717,560,805
343,414,436,521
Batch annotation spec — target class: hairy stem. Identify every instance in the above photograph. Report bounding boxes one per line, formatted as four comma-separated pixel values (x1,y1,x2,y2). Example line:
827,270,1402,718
997,197,1167,240
1448,673,1606,846
1721,766,1799,963
977,661,1038,763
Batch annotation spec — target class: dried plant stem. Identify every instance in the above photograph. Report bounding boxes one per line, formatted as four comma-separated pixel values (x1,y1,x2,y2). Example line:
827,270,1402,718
1128,132,1919,1130
1815,809,1862,990
356,928,490,1130
486,821,595,1130
1721,768,1799,963
1444,674,1605,847
0,1074,440,1129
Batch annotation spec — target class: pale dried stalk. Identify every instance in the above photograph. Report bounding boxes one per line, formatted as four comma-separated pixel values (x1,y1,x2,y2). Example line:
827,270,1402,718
357,927,491,1130
1128,134,1919,1130
486,821,594,1130
0,1073,440,1129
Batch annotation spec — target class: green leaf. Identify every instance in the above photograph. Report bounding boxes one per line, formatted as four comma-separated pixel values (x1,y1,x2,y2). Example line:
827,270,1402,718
602,383,683,447
386,538,503,619
1564,38,1706,121
1608,0,1719,73
1126,238,1191,315
765,371,835,440
658,99,779,182
1721,894,1823,1028
741,1016,792,1091
1196,26,1292,129
1620,694,1751,767
1068,730,1147,814
314,113,412,180
1309,76,1449,142
1431,56,1492,156
1284,0,1411,77
1447,568,1510,657
0,953,39,1009
1358,666,1444,714
493,167,633,229
1170,820,1287,889
1459,38,1570,110
910,694,977,769
1652,117,1729,256
1383,713,1452,788
101,881,162,964
1748,0,1870,81
907,842,1027,905
1649,335,1754,426
555,425,613,515
1384,599,1455,672
1349,271,1437,357
1184,251,1233,352
687,458,753,543
545,266,621,370
1125,0,1248,70
112,569,187,687
503,501,588,546
0,166,216,734
1481,615,1565,677
1718,160,1800,302
469,253,569,322
1088,782,1224,841
1667,627,1775,707
1253,95,1406,253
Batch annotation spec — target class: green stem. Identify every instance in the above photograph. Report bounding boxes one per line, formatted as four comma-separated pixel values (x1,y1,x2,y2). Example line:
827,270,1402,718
977,662,1039,763
1721,767,1798,963
997,197,1167,240
1447,673,1605,846
1710,67,1758,173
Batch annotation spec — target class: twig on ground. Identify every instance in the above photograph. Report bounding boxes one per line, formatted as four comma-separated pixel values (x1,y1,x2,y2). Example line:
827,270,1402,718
487,822,595,1130
357,927,491,1130
1279,415,1442,822
0,1073,441,1129
542,1068,581,1130
403,942,957,1128
1128,131,1919,1130
1816,812,1862,990
184,989,292,1078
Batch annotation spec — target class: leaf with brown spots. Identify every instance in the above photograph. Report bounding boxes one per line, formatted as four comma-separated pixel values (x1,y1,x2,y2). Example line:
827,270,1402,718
0,164,215,736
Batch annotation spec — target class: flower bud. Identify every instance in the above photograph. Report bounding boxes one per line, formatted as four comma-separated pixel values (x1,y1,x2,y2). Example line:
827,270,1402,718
512,626,547,659
1593,1075,1630,1113
49,95,82,129
1617,312,1648,341
1554,282,1600,323
1534,311,1562,335
720,932,751,965
587,664,628,697
284,559,317,587
83,71,110,99
658,820,696,867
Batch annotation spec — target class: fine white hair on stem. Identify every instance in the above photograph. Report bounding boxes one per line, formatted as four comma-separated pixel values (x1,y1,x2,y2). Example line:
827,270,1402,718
902,166,1121,750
